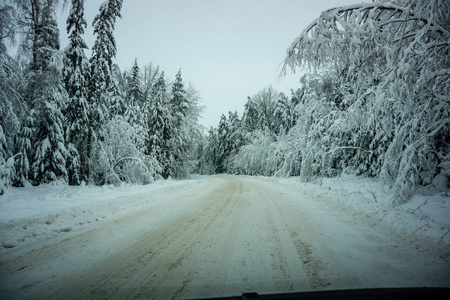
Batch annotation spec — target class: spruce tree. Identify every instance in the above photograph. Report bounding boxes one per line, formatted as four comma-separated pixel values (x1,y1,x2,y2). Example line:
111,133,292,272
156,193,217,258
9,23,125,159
13,115,32,186
32,99,68,183
64,0,90,184
125,59,144,128
87,0,123,181
124,59,147,152
171,69,189,128
168,69,190,177
36,0,60,72
147,72,172,178
243,97,258,132
129,58,143,106
31,0,68,184
89,0,123,119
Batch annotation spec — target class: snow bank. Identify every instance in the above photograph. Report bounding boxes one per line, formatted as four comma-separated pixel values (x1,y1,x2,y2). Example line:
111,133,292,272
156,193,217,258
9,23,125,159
279,174,450,245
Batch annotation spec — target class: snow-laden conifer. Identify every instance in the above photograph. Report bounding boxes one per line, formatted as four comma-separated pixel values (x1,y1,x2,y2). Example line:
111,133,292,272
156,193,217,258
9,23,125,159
147,72,172,178
64,0,90,184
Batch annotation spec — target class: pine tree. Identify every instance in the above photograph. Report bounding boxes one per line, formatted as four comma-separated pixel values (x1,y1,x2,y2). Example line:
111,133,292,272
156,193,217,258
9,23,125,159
64,0,90,184
147,72,172,178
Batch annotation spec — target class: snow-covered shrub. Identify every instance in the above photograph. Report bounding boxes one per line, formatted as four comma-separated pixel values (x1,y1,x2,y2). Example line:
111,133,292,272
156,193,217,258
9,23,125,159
90,117,160,185
233,130,274,176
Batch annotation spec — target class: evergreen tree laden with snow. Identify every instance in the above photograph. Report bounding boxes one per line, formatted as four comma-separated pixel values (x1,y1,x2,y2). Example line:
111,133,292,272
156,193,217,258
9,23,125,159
124,59,148,153
243,97,258,132
30,0,69,184
89,0,123,117
147,72,172,178
129,58,144,107
87,0,123,182
13,115,33,186
171,69,189,128
64,0,90,184
168,69,190,177
32,98,68,183
0,125,15,194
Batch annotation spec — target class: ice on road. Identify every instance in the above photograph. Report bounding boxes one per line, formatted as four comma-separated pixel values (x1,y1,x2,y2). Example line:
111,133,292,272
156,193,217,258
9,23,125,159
0,176,449,299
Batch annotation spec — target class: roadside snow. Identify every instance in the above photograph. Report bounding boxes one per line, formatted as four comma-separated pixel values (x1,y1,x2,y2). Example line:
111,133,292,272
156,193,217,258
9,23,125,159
0,178,205,251
279,174,450,245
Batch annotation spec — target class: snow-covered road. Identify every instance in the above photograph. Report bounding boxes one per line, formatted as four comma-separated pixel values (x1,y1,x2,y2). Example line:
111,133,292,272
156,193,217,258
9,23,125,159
0,176,449,299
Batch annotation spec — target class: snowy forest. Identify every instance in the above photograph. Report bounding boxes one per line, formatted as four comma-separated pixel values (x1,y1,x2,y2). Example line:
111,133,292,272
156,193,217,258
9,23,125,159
1,0,449,204
0,0,204,192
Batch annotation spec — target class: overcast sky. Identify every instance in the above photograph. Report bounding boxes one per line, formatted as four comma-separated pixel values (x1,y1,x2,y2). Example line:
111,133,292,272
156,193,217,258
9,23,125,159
57,0,363,129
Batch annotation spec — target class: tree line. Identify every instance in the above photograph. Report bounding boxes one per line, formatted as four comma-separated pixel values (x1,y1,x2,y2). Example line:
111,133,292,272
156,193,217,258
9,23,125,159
0,0,203,194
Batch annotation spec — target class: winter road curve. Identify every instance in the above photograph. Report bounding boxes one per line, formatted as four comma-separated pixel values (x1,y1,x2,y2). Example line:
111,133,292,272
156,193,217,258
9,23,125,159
0,176,449,299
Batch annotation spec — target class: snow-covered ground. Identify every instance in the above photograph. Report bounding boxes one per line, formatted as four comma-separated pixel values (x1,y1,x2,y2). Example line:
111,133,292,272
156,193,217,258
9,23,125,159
0,175,449,299
0,178,198,251
280,174,450,245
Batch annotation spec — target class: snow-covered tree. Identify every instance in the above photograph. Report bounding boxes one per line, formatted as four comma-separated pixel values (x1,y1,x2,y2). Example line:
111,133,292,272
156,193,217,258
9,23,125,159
0,125,15,194
274,91,298,135
171,69,189,127
64,0,90,184
233,130,274,176
0,4,20,175
142,62,161,102
122,59,148,152
129,58,143,107
243,96,258,132
13,114,33,186
87,0,123,182
147,72,172,178
90,117,160,185
200,127,221,174
30,0,69,185
89,0,123,115
282,0,450,202
37,0,60,71
32,97,68,184
168,69,191,177
253,86,278,133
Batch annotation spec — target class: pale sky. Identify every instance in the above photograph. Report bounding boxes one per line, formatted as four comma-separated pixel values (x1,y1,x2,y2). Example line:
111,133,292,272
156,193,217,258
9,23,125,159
57,0,364,129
